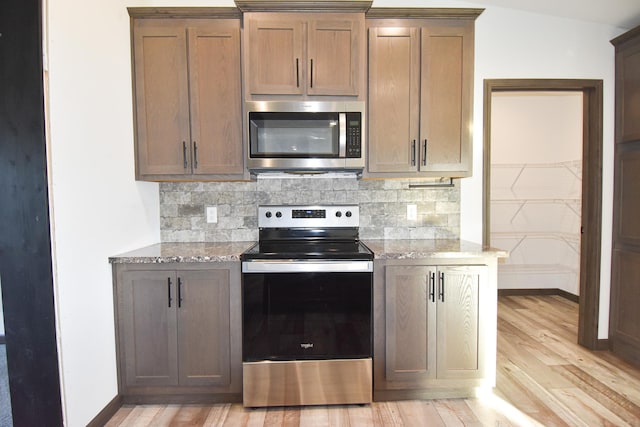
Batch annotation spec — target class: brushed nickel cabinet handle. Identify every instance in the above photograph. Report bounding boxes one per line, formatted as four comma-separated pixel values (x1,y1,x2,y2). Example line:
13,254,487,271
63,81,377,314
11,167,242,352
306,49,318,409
422,139,428,166
411,140,416,166
182,141,188,169
438,272,445,302
429,272,435,302
193,141,198,169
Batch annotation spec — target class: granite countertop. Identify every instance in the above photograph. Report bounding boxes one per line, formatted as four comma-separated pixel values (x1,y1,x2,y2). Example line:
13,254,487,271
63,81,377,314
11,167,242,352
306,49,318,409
109,241,256,264
363,239,508,260
110,239,507,264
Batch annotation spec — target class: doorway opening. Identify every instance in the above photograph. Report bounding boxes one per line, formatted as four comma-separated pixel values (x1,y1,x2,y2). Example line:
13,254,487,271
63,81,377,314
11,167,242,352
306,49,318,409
483,79,604,350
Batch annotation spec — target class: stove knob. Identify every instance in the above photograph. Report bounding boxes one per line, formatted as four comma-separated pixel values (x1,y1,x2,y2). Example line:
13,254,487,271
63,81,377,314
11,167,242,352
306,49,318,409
265,211,272,218
276,211,282,218
335,211,342,218
346,211,352,217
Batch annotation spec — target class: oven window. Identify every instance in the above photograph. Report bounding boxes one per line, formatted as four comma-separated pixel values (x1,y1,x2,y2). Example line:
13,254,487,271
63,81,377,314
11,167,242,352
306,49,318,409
242,271,372,361
249,112,340,158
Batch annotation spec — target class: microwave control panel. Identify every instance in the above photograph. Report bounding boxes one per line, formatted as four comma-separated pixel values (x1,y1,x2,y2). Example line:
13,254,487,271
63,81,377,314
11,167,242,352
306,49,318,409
346,112,362,158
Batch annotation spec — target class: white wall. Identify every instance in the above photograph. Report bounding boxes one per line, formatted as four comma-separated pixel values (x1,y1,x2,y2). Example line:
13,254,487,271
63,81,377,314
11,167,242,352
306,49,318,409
45,0,624,424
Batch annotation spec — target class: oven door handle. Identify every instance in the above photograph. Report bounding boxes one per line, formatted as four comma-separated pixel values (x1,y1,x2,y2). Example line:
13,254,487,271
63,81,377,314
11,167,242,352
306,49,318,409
242,260,373,273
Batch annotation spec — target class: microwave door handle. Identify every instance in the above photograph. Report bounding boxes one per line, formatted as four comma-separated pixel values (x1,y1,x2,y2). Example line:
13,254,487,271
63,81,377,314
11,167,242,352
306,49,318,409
339,113,347,157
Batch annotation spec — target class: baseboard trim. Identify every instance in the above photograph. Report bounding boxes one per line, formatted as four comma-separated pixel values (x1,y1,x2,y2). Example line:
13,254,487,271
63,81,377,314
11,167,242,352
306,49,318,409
498,288,579,303
595,339,610,351
0,335,5,344
86,394,122,427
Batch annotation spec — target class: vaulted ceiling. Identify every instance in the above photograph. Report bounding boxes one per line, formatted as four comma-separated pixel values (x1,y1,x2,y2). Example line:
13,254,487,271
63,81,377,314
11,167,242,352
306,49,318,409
476,0,640,30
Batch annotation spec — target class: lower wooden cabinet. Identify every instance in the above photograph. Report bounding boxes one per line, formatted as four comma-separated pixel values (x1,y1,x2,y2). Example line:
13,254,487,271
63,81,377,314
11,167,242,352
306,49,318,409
113,263,242,403
374,260,497,399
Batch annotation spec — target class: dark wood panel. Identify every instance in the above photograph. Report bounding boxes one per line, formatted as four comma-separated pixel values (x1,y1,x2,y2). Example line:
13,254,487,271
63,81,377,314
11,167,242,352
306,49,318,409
611,26,640,367
614,34,640,144
0,0,64,424
615,142,640,243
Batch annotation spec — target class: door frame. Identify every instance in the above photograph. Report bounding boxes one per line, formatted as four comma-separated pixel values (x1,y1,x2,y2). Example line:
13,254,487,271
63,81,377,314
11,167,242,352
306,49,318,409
482,79,604,350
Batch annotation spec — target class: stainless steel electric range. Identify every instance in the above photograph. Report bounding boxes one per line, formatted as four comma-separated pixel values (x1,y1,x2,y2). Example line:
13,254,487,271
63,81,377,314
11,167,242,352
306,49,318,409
241,205,374,408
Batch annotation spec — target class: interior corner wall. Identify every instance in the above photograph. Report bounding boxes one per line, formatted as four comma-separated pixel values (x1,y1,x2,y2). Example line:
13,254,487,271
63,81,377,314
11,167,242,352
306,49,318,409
46,0,622,424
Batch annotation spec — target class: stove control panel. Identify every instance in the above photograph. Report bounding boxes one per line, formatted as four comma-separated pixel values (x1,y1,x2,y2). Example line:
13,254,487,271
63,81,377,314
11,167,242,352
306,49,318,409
258,205,359,228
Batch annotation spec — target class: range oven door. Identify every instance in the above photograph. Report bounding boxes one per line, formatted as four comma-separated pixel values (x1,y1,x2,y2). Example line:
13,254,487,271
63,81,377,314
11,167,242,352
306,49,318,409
241,260,373,362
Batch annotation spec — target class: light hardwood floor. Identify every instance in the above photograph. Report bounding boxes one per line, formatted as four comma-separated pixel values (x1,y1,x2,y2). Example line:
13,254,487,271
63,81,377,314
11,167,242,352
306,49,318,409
105,296,640,426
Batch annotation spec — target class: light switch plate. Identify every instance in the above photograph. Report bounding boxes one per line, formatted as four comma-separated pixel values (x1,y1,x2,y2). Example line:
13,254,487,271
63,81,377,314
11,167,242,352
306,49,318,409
206,206,218,223
407,204,417,221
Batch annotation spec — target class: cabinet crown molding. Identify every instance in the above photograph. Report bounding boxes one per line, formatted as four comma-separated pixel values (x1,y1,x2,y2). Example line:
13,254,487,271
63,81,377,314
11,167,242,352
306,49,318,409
127,7,242,19
366,8,484,20
235,0,372,13
611,24,640,48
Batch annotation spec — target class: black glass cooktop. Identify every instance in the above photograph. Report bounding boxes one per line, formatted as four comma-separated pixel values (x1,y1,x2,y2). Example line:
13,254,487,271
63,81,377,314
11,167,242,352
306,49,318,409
241,240,374,260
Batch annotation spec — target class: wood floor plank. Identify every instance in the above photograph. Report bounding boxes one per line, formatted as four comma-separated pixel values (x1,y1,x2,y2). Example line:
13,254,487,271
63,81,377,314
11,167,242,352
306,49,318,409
396,400,445,426
496,359,577,427
498,317,567,366
552,364,640,424
549,387,631,427
465,396,539,427
202,404,231,426
372,401,403,426
105,296,640,427
346,403,376,426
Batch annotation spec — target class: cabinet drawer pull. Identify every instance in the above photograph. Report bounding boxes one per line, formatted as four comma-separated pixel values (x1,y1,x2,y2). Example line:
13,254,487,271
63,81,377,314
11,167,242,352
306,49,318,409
429,272,435,302
310,58,314,88
167,277,172,308
411,140,416,166
296,58,300,88
422,139,428,166
193,141,198,169
178,277,183,308
182,141,188,169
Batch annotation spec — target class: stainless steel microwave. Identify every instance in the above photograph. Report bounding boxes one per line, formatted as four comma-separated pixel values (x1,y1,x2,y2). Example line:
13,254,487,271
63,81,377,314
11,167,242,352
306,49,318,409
246,101,365,173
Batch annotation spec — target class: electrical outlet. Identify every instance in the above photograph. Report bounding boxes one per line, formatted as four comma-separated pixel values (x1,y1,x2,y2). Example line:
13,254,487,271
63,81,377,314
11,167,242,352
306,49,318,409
407,204,417,221
206,206,218,223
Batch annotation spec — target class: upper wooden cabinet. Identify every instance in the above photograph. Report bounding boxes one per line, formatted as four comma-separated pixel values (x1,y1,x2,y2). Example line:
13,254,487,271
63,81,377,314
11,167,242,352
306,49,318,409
130,11,245,181
243,12,366,99
366,11,480,178
613,28,640,144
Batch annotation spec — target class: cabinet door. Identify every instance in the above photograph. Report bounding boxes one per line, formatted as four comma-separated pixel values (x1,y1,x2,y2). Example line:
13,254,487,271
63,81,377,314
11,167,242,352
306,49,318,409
121,271,178,387
616,37,640,144
187,23,243,175
385,265,436,384
177,269,231,387
133,21,190,176
247,17,305,95
419,22,473,175
436,265,484,379
307,17,361,96
368,27,420,173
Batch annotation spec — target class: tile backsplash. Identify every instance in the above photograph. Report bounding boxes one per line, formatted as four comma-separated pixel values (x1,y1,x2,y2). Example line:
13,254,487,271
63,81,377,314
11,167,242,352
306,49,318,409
160,175,460,242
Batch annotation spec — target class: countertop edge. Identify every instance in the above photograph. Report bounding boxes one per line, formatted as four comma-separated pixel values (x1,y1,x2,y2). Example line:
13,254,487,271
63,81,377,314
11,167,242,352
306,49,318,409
109,240,508,264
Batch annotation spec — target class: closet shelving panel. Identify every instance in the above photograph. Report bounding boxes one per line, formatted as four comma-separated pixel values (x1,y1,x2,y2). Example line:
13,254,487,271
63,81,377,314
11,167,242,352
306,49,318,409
490,161,581,293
